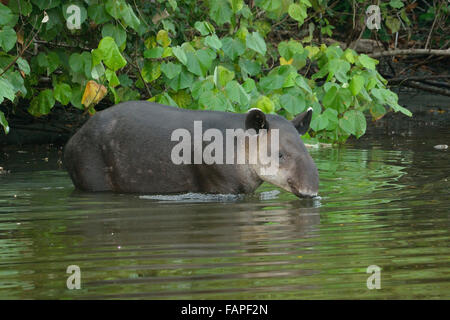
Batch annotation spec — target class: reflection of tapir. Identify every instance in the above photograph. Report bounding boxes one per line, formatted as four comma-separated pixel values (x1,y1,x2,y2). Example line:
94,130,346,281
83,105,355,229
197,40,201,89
64,101,319,198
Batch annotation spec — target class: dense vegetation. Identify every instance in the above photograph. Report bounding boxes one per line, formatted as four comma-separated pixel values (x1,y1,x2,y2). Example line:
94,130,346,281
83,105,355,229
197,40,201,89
2,0,447,143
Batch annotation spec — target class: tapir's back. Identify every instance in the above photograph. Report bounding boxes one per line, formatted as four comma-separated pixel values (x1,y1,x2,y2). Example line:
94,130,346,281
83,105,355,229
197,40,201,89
64,101,261,193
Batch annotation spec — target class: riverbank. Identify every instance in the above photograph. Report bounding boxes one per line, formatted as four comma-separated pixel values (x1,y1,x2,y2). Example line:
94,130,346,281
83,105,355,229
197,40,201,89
0,91,449,146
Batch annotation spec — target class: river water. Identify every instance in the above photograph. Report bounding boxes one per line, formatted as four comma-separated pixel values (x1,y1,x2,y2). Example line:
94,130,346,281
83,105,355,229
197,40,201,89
0,125,448,299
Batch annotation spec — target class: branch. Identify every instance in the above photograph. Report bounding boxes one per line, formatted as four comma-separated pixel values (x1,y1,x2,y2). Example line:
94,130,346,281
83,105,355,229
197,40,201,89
401,81,450,97
369,48,450,58
34,39,92,51
386,75,450,84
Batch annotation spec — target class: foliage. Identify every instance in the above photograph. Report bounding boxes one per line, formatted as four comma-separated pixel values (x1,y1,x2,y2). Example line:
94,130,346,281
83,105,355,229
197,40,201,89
0,0,415,143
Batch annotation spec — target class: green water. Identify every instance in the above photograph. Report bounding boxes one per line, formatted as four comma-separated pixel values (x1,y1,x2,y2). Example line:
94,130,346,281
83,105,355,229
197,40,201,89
0,127,448,299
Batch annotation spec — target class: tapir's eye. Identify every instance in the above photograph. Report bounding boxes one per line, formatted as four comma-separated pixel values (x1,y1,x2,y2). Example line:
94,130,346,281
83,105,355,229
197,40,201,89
279,153,284,159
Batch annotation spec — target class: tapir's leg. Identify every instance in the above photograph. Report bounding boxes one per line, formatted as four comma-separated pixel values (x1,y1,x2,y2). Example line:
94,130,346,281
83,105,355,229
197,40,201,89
64,134,112,192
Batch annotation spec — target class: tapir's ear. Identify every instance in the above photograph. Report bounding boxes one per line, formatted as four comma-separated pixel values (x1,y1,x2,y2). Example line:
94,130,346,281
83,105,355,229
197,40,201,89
245,108,268,133
292,107,313,135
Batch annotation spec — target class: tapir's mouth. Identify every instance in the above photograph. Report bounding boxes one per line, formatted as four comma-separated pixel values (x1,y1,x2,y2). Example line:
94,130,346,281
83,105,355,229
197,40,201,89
287,179,317,198
292,189,317,198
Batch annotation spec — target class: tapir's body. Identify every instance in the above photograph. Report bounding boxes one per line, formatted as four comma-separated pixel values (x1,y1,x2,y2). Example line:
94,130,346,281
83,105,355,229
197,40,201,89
64,101,319,197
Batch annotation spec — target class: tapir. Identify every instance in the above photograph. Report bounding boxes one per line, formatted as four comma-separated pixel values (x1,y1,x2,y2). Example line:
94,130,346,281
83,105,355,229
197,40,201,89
64,101,319,198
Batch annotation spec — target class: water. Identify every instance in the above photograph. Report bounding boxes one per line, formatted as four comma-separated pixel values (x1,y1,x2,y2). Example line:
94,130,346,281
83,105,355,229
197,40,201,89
0,126,448,299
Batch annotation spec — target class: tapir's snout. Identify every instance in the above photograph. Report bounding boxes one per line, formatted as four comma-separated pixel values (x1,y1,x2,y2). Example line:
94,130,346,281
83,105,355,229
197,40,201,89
288,178,318,198
287,155,319,198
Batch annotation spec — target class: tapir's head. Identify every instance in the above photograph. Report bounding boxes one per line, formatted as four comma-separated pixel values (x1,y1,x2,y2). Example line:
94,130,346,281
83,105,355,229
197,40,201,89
245,108,319,198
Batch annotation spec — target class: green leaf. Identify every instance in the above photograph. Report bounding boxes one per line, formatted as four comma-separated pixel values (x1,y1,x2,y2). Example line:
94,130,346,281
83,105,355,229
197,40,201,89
242,78,256,93
339,109,366,137
70,85,84,110
8,0,32,16
121,3,141,32
144,47,164,58
105,69,120,87
323,86,338,108
389,0,404,9
194,21,215,36
295,76,312,94
259,75,285,91
0,111,9,134
88,4,111,24
16,57,30,75
239,58,261,77
278,40,304,60
370,103,386,120
214,65,235,89
255,0,281,12
105,0,125,19
162,47,173,58
97,36,127,71
156,30,171,47
310,113,329,131
322,108,339,130
343,49,356,64
91,63,105,79
328,59,350,83
116,86,140,102
5,70,26,96
349,75,364,96
221,37,245,60
0,77,16,103
31,0,61,10
102,24,127,48
386,16,401,33
172,46,187,65
168,68,193,90
161,62,182,79
28,89,55,117
339,110,355,135
246,32,266,55
54,83,72,106
37,52,48,68
47,51,60,75
0,26,16,52
353,110,367,138
358,54,378,70
204,34,222,50
229,0,244,13
186,49,213,77
253,95,274,113
168,0,177,10
80,52,92,77
69,53,82,73
118,74,133,87
371,88,412,117
191,79,214,99
225,80,249,106
288,3,307,24
199,90,232,111
171,90,192,108
153,92,178,108
141,61,161,82
280,93,306,115
209,0,233,26
0,3,14,26
400,9,411,26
